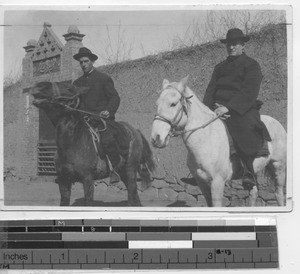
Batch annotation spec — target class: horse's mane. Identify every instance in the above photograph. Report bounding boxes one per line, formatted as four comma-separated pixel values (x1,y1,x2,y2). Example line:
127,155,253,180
56,113,90,147
185,86,214,116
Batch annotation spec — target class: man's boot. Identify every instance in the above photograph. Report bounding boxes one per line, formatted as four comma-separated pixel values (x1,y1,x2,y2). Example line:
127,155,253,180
104,140,126,184
241,155,257,191
242,171,257,190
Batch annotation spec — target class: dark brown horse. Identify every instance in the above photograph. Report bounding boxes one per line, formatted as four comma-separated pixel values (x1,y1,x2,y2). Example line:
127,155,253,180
30,81,155,206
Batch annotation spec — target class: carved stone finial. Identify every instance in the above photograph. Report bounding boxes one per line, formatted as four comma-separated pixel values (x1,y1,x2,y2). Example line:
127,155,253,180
23,39,37,53
67,25,80,34
63,25,85,42
43,22,52,28
27,39,37,47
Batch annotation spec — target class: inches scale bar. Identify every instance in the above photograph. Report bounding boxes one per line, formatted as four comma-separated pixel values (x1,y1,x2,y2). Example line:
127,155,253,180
0,218,279,270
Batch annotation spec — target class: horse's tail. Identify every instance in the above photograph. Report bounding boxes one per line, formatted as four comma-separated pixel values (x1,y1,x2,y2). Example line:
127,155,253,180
260,165,276,188
260,160,286,190
138,130,156,189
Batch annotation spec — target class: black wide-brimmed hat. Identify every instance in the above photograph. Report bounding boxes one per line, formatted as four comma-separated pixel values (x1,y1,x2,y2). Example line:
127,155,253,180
220,28,250,44
73,47,98,61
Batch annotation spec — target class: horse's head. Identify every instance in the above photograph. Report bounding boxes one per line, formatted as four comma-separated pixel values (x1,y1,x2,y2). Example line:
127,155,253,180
30,81,89,109
151,76,190,148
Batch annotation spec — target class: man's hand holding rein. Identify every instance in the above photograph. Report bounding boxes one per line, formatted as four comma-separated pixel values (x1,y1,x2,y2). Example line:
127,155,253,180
214,103,230,120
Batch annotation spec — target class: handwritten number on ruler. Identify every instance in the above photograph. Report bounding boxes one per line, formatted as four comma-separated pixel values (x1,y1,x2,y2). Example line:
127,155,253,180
216,249,232,255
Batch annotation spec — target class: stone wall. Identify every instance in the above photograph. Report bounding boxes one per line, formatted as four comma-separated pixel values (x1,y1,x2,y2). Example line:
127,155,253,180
98,24,287,207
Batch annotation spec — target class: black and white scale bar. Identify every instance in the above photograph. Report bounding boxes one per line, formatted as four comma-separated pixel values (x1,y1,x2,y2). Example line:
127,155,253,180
0,232,277,245
0,219,278,269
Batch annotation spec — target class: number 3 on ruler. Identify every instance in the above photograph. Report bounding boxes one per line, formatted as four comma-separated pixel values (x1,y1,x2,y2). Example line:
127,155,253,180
208,252,213,260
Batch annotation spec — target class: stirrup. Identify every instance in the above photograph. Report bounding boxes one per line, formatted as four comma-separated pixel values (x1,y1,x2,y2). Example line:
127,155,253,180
109,170,121,184
107,155,125,184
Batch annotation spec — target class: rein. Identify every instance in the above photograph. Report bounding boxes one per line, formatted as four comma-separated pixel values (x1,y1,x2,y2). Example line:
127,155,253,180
172,113,222,136
50,101,108,132
153,85,221,137
48,82,107,131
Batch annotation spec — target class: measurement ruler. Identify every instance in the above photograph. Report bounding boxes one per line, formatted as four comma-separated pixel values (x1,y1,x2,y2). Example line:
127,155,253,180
0,218,279,270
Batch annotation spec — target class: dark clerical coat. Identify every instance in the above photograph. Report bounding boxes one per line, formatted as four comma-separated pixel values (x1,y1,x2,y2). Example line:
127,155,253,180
73,69,120,120
203,53,271,156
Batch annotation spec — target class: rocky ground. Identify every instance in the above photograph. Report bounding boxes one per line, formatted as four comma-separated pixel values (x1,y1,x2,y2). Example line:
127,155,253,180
3,173,280,208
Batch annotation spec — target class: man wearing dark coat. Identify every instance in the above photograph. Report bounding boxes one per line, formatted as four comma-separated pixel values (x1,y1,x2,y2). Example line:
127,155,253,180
203,28,271,190
73,47,125,183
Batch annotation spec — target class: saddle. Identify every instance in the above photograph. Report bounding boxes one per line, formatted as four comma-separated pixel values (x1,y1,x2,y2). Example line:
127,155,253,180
85,118,130,160
223,121,270,180
226,128,270,157
105,120,131,157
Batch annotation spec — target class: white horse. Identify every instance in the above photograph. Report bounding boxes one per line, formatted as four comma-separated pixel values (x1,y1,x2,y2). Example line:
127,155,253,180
151,76,286,207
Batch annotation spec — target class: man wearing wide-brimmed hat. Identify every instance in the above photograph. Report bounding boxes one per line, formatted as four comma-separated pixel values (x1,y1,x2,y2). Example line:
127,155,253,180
203,28,271,191
73,47,125,183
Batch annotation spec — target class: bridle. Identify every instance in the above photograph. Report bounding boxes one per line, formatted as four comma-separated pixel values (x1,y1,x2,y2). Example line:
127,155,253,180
50,82,80,109
36,82,108,131
153,85,191,137
153,85,221,137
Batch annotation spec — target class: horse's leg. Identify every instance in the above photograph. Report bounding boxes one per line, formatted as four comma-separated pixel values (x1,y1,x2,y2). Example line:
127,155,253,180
187,154,212,207
272,160,286,206
121,165,141,207
196,179,212,207
249,186,259,207
121,130,142,207
82,175,95,206
210,175,226,207
193,167,227,207
57,176,72,206
251,156,269,207
55,159,72,206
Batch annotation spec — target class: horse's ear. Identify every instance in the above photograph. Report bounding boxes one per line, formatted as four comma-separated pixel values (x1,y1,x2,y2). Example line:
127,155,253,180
178,75,189,92
162,79,170,89
181,75,189,85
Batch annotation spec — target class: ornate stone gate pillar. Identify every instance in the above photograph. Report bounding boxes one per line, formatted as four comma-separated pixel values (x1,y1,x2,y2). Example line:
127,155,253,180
21,22,85,177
